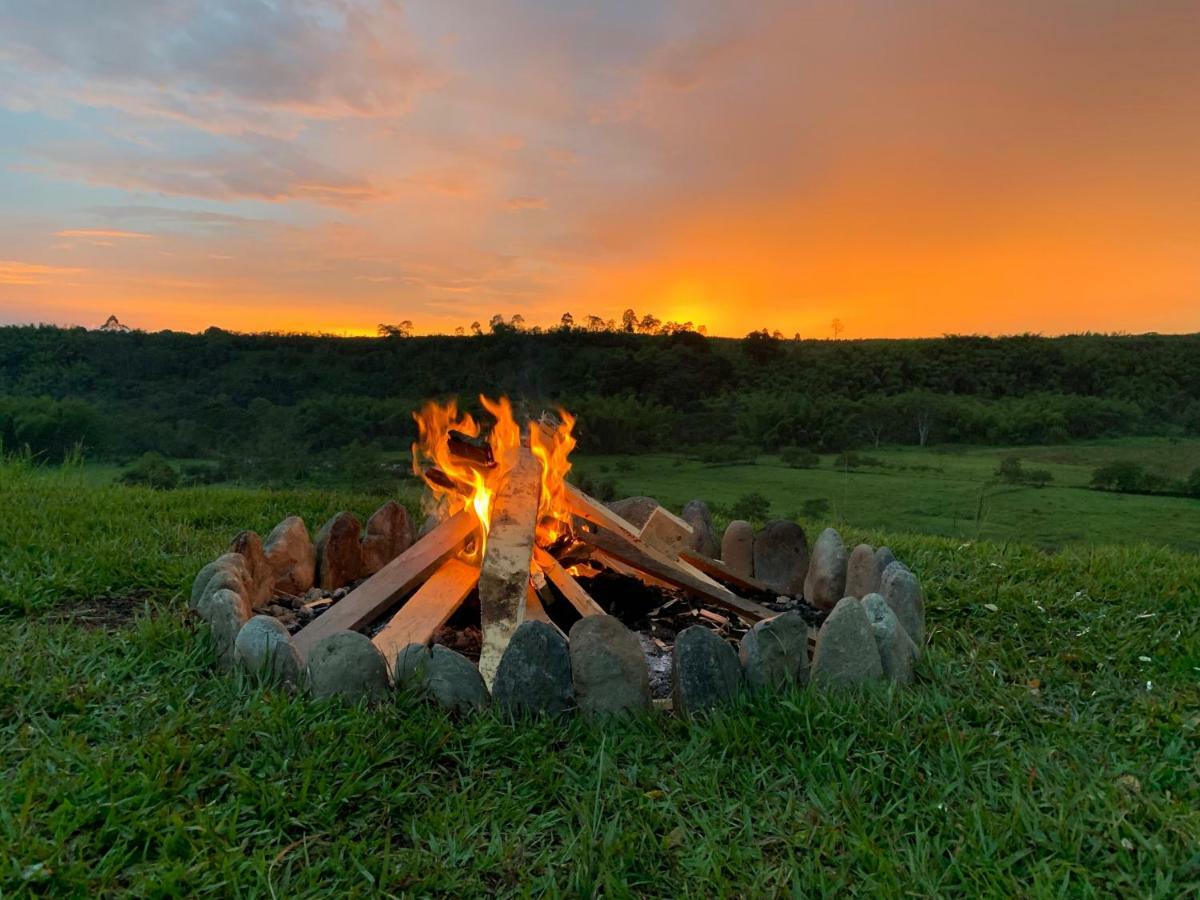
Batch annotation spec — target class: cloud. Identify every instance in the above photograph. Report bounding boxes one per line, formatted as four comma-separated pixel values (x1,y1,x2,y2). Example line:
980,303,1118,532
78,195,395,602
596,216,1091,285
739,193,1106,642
0,0,431,133
54,229,151,239
0,260,83,285
506,196,547,211
36,134,380,205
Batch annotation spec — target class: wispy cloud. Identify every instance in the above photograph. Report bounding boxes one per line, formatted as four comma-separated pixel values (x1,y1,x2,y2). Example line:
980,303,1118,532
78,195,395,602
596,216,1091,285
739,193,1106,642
54,228,151,239
0,260,83,285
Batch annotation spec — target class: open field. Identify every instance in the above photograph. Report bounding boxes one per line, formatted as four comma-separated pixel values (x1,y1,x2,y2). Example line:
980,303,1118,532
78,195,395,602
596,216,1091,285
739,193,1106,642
575,438,1200,553
2,458,1198,893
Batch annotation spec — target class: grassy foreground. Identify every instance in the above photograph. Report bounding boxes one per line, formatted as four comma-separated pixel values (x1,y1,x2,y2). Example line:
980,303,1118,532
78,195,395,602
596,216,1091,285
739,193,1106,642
2,462,1198,895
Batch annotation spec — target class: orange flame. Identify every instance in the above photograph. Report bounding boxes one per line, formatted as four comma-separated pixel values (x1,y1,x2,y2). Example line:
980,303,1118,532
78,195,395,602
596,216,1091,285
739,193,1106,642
411,396,578,560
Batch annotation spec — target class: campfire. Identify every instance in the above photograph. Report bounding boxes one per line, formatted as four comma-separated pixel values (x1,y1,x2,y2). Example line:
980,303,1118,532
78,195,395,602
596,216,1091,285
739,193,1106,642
292,395,777,689
192,394,925,717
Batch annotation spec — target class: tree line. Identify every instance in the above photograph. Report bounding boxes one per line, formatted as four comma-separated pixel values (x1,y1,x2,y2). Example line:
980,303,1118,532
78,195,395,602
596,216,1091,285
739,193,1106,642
1,325,1198,476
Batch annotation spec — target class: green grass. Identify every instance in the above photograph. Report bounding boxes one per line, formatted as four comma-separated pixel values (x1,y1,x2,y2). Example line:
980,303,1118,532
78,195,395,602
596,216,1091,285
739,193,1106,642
2,458,1198,894
575,438,1200,553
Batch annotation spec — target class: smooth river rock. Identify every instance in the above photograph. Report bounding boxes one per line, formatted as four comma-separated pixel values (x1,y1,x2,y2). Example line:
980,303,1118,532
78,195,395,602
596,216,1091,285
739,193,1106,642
681,499,719,558
234,614,303,683
804,527,848,611
315,511,364,591
753,520,809,595
862,593,917,685
263,516,316,595
569,615,651,719
427,645,490,714
738,610,812,691
228,530,275,606
492,621,574,718
207,587,252,671
810,596,883,689
875,546,897,572
361,501,414,576
672,626,742,716
607,496,661,529
393,643,431,691
845,543,884,598
306,630,390,703
190,552,252,621
720,520,755,578
880,562,926,656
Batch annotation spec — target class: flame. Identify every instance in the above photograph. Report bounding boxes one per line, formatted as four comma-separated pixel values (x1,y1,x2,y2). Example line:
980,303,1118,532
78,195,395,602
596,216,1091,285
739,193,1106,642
411,396,578,561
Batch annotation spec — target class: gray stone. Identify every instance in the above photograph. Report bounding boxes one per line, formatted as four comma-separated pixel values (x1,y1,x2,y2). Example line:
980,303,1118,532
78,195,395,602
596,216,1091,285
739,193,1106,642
315,511,363,591
875,546,897,572
418,513,441,539
845,543,884,598
427,645,489,714
569,615,651,719
811,596,883,689
721,520,755,578
672,626,742,716
234,614,302,683
862,594,917,685
753,520,810,595
229,530,275,606
880,562,925,655
492,621,574,718
190,552,251,619
738,610,812,691
607,496,661,529
361,501,414,576
804,527,848,611
306,630,390,703
681,500,719,558
207,588,251,671
264,516,316,595
393,643,431,691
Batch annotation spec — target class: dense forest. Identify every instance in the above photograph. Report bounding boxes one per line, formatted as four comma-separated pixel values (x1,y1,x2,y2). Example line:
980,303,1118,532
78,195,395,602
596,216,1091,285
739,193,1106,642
2,325,1199,476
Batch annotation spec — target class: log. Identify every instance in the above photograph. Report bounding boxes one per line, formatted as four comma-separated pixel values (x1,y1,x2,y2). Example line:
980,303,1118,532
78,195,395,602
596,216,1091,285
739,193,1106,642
638,506,694,557
534,547,605,618
563,483,641,537
524,584,566,638
371,558,479,666
477,446,542,688
589,548,677,592
678,549,777,596
448,429,496,468
577,527,774,623
293,510,475,658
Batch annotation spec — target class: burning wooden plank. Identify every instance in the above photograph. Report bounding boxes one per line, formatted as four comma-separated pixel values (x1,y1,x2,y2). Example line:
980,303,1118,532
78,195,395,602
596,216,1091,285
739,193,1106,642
293,510,475,658
578,526,774,623
524,584,566,638
563,483,641,537
477,446,542,688
371,557,479,666
534,547,605,618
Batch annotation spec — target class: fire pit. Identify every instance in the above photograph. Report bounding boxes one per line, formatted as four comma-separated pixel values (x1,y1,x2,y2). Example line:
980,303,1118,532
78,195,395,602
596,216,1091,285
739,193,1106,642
190,397,926,718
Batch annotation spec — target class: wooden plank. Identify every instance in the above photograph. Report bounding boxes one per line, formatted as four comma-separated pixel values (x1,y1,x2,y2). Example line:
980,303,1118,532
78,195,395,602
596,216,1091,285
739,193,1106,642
638,506,694,557
578,527,774,623
478,446,542,688
564,483,641,538
534,547,605,617
371,558,479,666
524,584,566,638
679,548,777,596
590,548,677,592
293,510,475,658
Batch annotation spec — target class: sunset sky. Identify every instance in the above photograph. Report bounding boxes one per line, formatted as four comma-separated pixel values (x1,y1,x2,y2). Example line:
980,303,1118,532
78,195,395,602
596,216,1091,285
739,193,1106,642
1,0,1198,338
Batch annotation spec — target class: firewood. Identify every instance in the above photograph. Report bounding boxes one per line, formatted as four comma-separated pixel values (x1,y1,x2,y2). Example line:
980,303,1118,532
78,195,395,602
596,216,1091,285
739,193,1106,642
533,547,605,617
563,483,641,537
638,506,695,557
448,429,496,468
371,558,479,666
477,446,542,688
679,549,777,596
578,527,774,623
524,584,566,638
293,510,475,658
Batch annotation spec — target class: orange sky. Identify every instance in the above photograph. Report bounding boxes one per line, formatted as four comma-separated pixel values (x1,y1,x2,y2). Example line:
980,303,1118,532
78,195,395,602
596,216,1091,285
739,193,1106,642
1,1,1198,338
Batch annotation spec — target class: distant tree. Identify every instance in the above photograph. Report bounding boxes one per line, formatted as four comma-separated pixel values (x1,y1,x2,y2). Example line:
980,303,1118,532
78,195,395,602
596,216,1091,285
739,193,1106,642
120,452,179,490
996,456,1025,484
585,314,606,333
1091,461,1157,493
831,318,844,340
780,446,820,468
489,314,506,333
730,491,771,521
621,308,637,333
377,320,413,338
98,314,130,333
559,311,574,331
510,314,525,331
637,313,661,334
742,329,782,364
697,324,708,335
1185,467,1200,497
454,326,465,337
470,321,482,336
